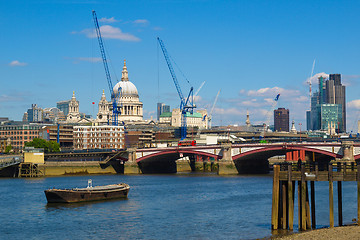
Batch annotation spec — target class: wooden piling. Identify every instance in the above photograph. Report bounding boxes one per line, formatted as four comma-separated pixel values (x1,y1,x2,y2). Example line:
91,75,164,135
357,164,360,226
282,181,287,229
298,180,302,230
301,164,306,230
288,164,294,230
329,163,334,228
310,181,316,229
305,181,311,229
338,181,343,226
272,165,280,230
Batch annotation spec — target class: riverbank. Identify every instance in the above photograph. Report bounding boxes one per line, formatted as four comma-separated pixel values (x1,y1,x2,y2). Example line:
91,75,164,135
271,225,360,240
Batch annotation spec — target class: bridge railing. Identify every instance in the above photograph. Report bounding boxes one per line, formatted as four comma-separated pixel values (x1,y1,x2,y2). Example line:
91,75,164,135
0,156,22,169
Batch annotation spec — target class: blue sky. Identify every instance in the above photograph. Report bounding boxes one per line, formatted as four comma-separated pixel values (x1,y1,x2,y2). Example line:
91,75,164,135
1,0,360,132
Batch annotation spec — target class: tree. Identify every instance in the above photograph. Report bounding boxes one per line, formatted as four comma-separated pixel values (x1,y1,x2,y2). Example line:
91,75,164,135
5,144,12,153
25,138,60,153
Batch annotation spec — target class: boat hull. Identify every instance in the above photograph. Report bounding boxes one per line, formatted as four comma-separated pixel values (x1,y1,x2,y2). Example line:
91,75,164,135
45,183,130,203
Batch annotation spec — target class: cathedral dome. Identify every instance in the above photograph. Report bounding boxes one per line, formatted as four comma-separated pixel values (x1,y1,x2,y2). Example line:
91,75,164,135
113,81,139,97
112,60,139,98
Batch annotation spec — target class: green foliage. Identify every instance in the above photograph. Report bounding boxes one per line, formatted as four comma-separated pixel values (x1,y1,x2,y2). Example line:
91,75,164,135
260,140,268,143
25,138,60,153
5,144,12,153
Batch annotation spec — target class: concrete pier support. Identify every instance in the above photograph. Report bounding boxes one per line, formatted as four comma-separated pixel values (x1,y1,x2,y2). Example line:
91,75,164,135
341,141,354,161
176,159,192,173
124,148,141,174
218,143,238,175
124,161,141,174
218,161,237,175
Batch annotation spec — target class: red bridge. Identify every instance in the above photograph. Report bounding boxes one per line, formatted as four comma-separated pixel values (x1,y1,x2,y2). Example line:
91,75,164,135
124,141,360,174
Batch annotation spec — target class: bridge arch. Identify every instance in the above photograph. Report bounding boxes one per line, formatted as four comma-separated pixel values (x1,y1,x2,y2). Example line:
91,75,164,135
231,145,342,174
233,145,341,161
136,149,219,174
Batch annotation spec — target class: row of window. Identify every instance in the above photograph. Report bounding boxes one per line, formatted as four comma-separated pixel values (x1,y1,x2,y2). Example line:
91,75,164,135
0,131,38,135
76,139,123,143
0,126,39,130
75,133,123,137
74,144,124,149
74,128,123,132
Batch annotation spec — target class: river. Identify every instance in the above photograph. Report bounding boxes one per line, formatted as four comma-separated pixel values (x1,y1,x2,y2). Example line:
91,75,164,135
0,174,358,239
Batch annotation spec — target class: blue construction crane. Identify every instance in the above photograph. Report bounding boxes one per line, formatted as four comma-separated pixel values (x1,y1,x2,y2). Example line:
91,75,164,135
92,10,120,126
157,37,195,140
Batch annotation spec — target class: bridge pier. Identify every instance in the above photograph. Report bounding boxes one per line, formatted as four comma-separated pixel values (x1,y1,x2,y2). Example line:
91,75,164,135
124,148,141,174
341,141,354,161
218,143,238,175
176,158,192,173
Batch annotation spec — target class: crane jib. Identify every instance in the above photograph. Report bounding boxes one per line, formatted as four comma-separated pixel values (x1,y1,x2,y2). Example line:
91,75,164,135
92,10,120,126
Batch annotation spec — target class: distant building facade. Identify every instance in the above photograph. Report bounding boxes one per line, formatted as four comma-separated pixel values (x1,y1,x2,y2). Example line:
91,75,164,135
0,123,41,152
157,103,170,121
39,125,74,149
73,125,125,150
159,109,208,129
306,74,346,133
26,104,43,122
274,108,289,132
57,100,72,116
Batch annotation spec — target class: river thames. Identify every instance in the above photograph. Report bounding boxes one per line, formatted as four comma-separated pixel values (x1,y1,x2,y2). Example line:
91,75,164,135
0,174,358,239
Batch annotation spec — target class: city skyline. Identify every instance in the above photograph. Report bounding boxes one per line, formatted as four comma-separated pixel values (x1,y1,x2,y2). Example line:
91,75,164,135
1,1,360,132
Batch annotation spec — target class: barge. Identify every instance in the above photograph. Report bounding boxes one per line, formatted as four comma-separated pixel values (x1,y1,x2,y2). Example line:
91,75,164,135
44,180,130,203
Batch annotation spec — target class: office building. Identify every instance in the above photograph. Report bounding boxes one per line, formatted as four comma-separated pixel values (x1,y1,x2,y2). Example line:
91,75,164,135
157,103,170,121
274,108,289,132
306,74,346,133
73,125,125,150
0,123,41,152
26,104,43,122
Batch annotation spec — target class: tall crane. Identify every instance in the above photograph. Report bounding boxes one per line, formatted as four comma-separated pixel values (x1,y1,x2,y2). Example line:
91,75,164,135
92,10,120,126
157,37,195,140
260,93,280,138
208,89,221,129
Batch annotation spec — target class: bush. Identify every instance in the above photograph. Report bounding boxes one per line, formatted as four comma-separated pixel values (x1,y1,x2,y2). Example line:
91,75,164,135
25,138,60,153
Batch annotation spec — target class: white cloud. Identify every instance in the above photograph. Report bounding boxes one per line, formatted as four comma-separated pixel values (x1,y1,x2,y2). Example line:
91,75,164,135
99,17,119,23
80,25,140,42
133,19,149,25
9,60,27,66
348,99,360,109
245,86,301,98
74,57,102,63
305,72,329,85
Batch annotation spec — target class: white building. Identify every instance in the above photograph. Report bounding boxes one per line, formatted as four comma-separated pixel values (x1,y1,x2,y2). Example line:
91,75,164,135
159,109,208,129
66,91,81,123
96,60,144,124
73,125,125,150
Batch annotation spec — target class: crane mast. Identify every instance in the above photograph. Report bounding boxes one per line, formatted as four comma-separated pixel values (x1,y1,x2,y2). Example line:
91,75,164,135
157,37,195,140
260,93,280,139
92,10,120,126
208,89,221,129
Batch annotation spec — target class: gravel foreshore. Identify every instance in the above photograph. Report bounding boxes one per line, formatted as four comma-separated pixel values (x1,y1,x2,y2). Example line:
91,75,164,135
274,225,360,240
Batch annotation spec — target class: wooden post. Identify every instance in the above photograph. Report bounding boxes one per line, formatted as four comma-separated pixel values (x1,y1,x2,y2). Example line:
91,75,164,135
288,163,294,230
272,165,280,230
310,181,316,229
338,181,343,226
298,180,302,230
329,162,334,228
301,164,306,230
305,181,311,229
282,181,287,229
357,164,360,226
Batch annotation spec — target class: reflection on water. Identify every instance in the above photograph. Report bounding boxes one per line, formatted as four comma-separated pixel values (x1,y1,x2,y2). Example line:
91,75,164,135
0,174,358,239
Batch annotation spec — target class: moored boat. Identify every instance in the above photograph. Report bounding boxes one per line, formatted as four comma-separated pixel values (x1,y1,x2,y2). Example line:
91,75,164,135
44,180,130,203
